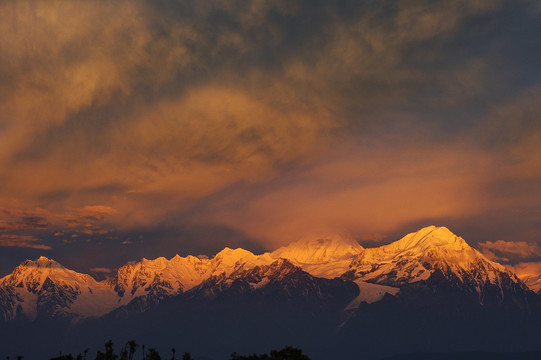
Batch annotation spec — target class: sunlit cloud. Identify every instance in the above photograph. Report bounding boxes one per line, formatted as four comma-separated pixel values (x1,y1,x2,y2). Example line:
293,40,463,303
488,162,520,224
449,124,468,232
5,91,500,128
479,240,541,263
506,261,541,293
189,140,496,246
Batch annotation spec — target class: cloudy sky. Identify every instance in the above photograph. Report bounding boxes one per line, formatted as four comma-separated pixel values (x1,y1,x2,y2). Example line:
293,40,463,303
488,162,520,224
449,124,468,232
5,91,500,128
1,0,540,276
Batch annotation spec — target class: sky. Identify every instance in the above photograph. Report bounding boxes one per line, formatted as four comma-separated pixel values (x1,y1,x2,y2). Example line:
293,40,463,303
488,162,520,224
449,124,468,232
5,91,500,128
1,0,540,277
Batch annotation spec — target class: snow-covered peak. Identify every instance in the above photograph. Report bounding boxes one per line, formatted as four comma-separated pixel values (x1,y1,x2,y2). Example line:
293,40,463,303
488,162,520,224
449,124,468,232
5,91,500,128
1,257,96,293
349,226,516,293
0,225,531,321
25,256,64,270
214,247,256,262
392,226,467,252
140,256,169,270
271,234,364,265
360,226,474,264
36,256,56,265
210,247,274,276
109,248,275,298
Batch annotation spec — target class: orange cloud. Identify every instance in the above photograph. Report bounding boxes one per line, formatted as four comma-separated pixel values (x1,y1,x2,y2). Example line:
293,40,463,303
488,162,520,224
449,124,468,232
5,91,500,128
0,234,51,250
193,141,492,247
506,261,541,292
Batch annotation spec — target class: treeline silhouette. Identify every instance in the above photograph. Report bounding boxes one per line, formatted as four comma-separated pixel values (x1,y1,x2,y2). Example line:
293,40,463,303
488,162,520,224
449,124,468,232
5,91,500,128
48,341,310,360
230,346,310,360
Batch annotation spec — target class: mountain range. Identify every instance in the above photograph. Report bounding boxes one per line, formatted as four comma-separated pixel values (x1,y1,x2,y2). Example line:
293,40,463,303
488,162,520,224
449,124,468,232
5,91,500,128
1,226,541,359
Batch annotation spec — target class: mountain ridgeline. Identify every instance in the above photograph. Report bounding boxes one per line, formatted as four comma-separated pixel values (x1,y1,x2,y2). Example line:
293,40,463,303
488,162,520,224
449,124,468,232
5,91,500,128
1,226,541,359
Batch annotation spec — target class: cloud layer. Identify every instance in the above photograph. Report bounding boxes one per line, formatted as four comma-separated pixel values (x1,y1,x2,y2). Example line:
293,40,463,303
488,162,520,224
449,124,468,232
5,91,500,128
1,0,540,273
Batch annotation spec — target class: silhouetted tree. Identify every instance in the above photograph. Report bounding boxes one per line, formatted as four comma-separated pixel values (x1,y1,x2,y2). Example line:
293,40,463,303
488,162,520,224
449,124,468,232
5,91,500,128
230,346,310,360
145,348,161,360
50,354,82,360
181,353,192,360
96,340,118,360
270,346,310,360
127,341,139,360
230,353,264,360
119,345,128,360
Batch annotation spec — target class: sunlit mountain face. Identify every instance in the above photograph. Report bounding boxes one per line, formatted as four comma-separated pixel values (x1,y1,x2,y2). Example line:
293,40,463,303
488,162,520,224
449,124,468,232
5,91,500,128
2,0,541,359
1,227,541,359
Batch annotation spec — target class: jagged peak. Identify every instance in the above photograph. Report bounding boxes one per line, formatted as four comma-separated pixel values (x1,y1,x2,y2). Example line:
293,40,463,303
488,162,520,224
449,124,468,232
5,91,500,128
228,258,300,281
0,225,518,300
271,234,364,264
269,258,298,270
253,258,300,277
20,256,63,270
170,254,193,262
170,254,208,265
141,256,168,268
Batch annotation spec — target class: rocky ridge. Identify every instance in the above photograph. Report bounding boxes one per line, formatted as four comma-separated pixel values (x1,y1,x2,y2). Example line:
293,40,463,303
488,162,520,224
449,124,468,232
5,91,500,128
0,226,535,322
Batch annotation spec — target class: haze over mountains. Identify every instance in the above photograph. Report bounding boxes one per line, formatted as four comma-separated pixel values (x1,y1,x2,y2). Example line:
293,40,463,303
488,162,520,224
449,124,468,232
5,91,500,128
1,226,541,359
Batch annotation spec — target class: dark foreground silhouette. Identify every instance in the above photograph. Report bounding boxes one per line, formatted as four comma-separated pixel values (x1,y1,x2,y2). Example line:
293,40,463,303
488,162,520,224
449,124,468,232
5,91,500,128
48,341,311,360
382,350,541,360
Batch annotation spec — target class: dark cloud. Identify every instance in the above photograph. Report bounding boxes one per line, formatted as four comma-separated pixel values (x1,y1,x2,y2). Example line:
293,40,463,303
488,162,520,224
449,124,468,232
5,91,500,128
0,220,265,277
0,216,49,231
0,206,117,257
0,234,51,250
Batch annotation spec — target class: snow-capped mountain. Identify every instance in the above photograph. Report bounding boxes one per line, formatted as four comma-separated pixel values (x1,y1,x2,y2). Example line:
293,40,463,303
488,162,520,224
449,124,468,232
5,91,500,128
108,248,275,306
345,226,530,305
348,226,500,284
0,226,537,323
2,226,541,360
0,257,120,321
190,257,357,303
